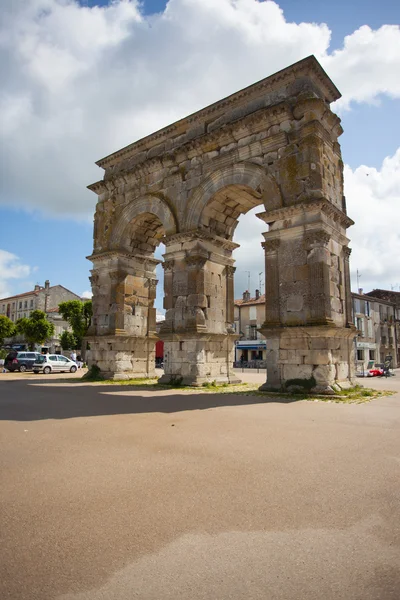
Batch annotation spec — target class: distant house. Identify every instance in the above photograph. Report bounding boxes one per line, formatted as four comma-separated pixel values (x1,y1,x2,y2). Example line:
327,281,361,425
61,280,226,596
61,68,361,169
234,290,266,365
0,280,82,352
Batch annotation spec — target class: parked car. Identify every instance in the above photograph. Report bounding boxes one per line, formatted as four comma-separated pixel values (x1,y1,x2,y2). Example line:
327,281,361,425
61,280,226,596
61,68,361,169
33,354,78,374
4,351,42,372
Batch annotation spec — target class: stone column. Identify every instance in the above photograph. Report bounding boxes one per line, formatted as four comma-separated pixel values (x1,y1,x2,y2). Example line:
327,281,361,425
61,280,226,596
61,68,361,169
342,247,353,327
262,238,280,326
304,230,333,325
85,251,159,379
158,232,240,386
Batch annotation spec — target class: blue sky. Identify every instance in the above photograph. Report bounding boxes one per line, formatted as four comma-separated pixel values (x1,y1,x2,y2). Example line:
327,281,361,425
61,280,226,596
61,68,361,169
1,0,400,305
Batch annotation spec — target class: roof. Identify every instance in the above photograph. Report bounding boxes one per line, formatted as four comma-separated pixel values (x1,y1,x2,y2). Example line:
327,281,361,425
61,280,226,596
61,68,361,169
364,289,400,306
0,290,39,302
46,307,60,313
0,284,81,303
352,291,396,306
235,294,265,307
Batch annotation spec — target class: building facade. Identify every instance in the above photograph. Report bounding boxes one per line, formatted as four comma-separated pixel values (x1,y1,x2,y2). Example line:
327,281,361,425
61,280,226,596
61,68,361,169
0,281,82,351
233,288,398,373
351,291,397,373
0,280,81,323
364,289,400,365
234,290,267,366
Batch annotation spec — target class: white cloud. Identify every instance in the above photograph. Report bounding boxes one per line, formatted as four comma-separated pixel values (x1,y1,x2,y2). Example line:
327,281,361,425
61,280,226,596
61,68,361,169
81,290,93,299
1,0,399,221
344,148,400,293
0,250,32,298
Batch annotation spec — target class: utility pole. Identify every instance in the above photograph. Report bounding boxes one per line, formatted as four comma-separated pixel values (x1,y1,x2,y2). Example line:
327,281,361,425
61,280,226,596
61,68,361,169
259,272,264,293
356,269,362,292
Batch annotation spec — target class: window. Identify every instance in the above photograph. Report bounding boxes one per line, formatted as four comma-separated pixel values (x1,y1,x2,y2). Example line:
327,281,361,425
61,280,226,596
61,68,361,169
249,325,258,340
58,356,68,363
49,355,59,361
2,304,4,312
24,313,26,318
30,299,33,307
354,299,360,313
19,302,22,309
24,301,27,308
12,302,15,309
369,350,375,361
365,301,370,317
249,306,257,320
11,315,14,321
27,353,37,359
356,317,364,336
357,349,364,361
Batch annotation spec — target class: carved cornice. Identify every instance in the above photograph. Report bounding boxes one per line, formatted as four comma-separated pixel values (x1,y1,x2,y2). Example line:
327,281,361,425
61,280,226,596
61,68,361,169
257,198,354,229
87,250,161,267
87,180,108,195
262,238,281,253
95,56,340,170
163,229,239,251
343,246,352,258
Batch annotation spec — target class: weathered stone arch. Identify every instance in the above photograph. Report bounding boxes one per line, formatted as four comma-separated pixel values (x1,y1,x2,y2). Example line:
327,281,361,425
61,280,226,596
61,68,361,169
87,56,356,390
109,195,178,251
185,163,282,239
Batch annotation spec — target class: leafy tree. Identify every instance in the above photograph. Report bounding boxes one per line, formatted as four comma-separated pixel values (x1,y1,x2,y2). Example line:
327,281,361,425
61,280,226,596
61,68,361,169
58,300,92,349
0,315,15,345
60,331,77,351
16,310,55,350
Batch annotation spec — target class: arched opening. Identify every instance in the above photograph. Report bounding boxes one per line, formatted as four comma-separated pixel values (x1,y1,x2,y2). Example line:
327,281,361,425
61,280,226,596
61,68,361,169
196,181,269,372
88,197,177,379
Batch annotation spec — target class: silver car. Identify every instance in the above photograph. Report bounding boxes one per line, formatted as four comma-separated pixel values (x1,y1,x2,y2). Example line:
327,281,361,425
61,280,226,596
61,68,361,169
32,354,78,374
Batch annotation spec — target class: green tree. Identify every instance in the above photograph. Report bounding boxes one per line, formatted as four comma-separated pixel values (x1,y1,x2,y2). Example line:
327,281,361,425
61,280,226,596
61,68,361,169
60,331,77,351
0,315,15,345
16,310,55,350
58,300,92,349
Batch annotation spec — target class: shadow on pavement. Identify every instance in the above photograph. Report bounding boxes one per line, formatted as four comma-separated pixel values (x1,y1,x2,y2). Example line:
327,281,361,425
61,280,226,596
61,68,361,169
0,379,298,421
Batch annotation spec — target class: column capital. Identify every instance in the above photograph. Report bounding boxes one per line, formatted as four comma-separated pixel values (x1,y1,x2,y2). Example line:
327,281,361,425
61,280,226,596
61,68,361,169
262,238,280,253
304,230,330,250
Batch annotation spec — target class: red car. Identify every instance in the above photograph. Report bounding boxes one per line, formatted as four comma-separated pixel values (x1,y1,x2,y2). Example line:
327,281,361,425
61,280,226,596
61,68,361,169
367,368,384,377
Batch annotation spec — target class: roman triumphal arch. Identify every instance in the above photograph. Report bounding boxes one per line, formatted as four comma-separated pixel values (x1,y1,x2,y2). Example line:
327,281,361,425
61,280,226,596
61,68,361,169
87,56,356,391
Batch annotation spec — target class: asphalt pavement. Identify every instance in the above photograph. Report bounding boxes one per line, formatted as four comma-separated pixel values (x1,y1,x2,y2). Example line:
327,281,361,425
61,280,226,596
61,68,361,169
1,372,400,599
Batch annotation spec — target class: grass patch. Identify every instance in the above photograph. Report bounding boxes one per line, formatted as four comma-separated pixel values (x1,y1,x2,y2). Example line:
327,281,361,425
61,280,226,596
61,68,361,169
72,371,394,404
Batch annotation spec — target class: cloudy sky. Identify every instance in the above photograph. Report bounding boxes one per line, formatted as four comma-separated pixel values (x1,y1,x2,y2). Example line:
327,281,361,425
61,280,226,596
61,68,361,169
0,0,399,308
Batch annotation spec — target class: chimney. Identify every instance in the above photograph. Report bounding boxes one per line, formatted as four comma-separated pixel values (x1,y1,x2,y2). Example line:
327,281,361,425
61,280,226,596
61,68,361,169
358,288,363,295
34,284,40,291
255,289,260,299
243,290,251,302
45,280,50,290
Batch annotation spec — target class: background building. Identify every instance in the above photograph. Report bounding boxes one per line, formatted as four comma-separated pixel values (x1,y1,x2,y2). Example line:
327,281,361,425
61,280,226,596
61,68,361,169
234,290,267,367
234,287,399,373
0,281,82,352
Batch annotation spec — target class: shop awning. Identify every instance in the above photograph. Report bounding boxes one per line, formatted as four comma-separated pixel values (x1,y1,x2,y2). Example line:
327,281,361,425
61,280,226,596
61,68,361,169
236,343,266,350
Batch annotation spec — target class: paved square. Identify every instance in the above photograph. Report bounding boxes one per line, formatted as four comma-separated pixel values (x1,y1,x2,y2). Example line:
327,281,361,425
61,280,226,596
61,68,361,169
1,372,399,599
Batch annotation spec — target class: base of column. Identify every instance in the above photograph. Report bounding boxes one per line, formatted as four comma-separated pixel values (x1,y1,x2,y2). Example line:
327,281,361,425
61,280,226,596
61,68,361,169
158,333,241,387
158,373,242,387
258,325,357,393
85,335,157,380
